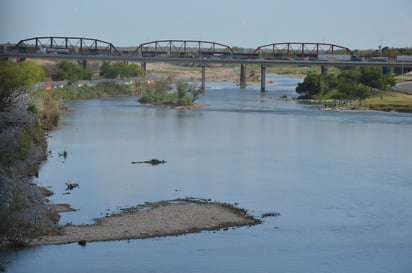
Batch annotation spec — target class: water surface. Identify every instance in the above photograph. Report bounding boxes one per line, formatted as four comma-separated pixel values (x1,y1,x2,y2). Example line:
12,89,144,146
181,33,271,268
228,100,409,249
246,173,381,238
2,75,412,273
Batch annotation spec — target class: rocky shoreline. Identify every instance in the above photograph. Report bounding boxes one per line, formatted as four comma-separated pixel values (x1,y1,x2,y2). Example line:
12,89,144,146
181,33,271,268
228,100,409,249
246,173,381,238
0,92,61,247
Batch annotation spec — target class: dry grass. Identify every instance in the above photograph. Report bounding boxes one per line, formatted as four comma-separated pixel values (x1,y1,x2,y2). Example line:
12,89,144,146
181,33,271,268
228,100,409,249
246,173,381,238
41,97,61,129
352,91,412,112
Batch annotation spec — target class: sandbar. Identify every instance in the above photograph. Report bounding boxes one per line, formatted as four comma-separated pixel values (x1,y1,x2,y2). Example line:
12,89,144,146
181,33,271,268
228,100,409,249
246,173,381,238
29,199,261,246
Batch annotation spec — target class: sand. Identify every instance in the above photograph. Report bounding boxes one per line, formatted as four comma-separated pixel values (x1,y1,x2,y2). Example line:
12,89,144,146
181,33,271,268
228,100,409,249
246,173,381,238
29,199,261,246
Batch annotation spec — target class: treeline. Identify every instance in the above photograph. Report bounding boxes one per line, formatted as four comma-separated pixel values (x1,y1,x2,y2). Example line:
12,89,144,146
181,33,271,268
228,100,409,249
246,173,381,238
100,62,144,79
0,60,145,110
296,67,396,100
56,61,145,82
56,61,92,82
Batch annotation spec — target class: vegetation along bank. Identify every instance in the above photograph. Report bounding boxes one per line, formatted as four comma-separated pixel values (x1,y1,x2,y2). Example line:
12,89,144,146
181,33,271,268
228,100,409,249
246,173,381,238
296,66,412,112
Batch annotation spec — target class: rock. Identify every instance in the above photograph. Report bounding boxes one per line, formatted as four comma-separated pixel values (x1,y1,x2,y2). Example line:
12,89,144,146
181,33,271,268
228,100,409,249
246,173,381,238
65,183,79,191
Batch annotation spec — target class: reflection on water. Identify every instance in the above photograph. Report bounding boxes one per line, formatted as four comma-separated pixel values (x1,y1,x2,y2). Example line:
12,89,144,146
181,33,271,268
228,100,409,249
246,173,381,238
2,76,412,273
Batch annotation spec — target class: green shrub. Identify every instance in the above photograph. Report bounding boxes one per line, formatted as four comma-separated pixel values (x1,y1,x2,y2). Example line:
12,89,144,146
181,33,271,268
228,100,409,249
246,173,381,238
296,67,394,100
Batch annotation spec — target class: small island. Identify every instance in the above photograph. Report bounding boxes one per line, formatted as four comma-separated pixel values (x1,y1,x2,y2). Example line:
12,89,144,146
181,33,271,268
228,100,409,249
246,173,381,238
138,80,203,108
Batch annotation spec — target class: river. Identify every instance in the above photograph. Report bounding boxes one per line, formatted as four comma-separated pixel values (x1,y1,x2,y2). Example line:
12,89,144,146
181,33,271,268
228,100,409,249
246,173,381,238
2,75,412,273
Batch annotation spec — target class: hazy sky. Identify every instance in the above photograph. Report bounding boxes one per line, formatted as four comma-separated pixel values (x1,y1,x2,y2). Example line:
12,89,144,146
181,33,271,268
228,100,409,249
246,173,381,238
1,0,411,50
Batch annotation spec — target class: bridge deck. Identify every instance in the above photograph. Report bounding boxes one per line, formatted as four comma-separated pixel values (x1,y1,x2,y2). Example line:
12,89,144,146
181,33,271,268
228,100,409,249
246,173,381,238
1,52,410,68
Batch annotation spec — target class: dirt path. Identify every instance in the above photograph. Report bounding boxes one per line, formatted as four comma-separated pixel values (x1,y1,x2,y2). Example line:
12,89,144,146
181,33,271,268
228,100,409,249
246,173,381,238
29,199,261,246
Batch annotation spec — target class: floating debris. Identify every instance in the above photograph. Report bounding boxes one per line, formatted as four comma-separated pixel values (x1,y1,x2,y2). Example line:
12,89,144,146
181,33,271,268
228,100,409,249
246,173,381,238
133,159,167,165
261,212,280,218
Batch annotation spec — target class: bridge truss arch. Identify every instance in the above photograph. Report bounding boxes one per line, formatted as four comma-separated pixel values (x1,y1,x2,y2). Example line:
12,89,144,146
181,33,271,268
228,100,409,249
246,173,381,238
134,40,234,58
14,36,120,55
254,42,352,59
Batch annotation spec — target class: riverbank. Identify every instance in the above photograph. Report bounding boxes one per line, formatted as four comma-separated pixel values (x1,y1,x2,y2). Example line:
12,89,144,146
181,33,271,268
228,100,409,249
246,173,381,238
0,92,61,247
29,198,262,246
319,91,412,113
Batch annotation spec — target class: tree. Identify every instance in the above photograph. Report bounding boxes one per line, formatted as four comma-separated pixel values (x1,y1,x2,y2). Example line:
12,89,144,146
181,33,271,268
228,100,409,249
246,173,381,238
175,81,203,104
360,67,394,89
296,73,328,98
56,61,91,82
100,62,144,79
0,60,47,110
338,68,361,83
350,83,370,99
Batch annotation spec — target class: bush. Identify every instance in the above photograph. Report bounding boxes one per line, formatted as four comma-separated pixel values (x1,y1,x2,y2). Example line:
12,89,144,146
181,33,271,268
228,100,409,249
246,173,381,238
138,80,202,106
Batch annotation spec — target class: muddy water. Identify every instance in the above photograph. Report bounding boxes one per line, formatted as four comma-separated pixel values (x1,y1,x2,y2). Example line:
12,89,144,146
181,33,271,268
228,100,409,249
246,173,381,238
2,75,412,273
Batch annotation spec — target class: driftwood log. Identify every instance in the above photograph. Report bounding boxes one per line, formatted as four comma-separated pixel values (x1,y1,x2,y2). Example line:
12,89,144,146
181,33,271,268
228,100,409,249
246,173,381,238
131,159,167,165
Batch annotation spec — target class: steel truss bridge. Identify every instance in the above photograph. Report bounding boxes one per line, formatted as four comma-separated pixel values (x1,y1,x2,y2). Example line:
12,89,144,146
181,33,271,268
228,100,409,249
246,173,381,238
133,40,234,57
3,36,408,64
254,42,352,58
14,37,119,55
1,36,411,91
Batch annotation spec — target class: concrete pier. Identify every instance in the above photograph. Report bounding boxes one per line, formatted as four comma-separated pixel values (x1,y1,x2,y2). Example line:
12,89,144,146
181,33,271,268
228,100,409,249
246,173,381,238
201,64,206,91
260,64,266,92
79,60,87,70
240,64,247,88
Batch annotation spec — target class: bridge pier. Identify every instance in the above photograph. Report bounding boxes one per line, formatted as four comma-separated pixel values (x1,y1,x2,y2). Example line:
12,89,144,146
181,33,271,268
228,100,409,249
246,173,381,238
201,63,206,91
80,60,87,70
382,66,391,76
240,64,247,88
260,64,266,92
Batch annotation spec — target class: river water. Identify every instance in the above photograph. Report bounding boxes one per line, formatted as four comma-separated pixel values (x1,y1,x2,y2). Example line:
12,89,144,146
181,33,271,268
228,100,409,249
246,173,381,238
2,75,412,273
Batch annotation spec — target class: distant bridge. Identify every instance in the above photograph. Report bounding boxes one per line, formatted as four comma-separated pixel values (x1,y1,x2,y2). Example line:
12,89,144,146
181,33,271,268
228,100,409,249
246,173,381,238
2,36,411,91
133,40,234,57
254,42,352,58
14,36,120,55
9,37,357,60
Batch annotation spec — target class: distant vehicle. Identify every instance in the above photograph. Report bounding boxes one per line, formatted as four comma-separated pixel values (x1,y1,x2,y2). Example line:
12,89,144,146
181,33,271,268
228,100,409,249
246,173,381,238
397,55,412,62
351,55,363,61
318,54,363,61
367,57,389,62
